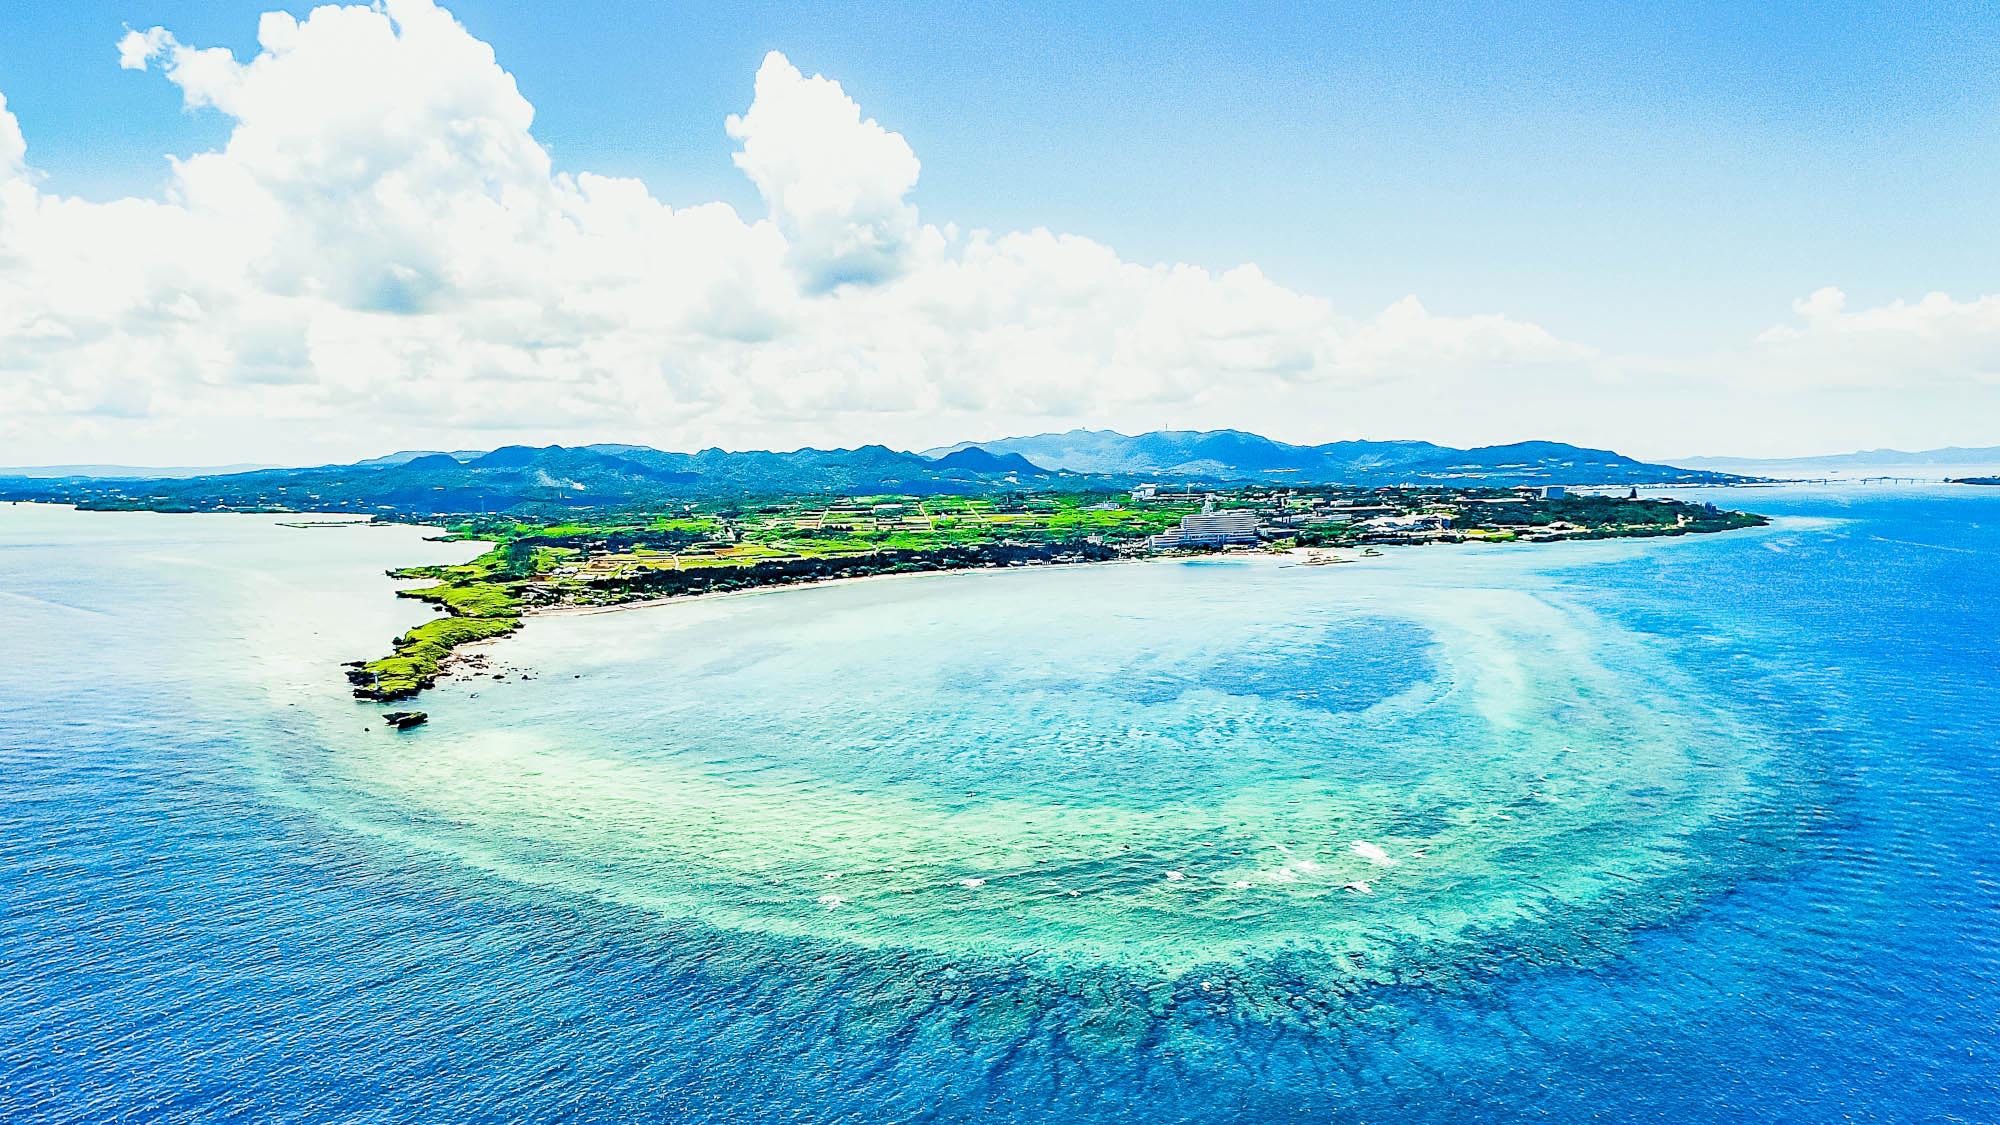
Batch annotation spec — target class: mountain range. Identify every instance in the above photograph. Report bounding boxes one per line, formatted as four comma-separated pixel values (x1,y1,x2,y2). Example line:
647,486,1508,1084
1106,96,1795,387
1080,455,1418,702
0,430,1745,516
930,429,1739,486
0,443,1061,515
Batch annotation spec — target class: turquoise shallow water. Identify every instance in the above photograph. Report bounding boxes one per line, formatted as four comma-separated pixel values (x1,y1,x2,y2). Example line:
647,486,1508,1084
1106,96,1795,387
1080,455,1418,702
2,489,1997,1122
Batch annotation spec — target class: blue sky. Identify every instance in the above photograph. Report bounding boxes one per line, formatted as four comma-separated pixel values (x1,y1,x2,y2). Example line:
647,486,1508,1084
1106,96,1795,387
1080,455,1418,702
11,1,1999,352
1,1,1997,460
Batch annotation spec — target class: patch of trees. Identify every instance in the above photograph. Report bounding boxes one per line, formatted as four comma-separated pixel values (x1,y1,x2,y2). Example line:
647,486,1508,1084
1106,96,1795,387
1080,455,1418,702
586,540,1117,600
1294,522,1360,547
518,528,712,555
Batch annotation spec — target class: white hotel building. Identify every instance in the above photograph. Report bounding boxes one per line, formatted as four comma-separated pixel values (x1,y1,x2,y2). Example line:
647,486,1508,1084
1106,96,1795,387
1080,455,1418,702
1148,502,1261,550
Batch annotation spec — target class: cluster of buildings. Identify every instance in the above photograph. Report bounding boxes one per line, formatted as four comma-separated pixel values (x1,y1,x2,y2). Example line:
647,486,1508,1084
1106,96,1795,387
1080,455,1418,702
1134,482,1579,552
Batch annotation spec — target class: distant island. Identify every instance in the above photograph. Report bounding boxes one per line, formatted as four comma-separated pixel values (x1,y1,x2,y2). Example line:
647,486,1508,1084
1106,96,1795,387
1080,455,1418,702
0,431,1767,708
1677,444,2000,478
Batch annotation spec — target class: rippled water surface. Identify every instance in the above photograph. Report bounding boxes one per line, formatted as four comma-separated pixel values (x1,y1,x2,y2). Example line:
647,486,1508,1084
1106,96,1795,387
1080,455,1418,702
3,489,1997,1122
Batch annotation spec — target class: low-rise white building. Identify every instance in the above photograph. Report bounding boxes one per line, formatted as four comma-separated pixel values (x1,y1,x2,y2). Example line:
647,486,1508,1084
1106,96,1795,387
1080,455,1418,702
1359,512,1454,532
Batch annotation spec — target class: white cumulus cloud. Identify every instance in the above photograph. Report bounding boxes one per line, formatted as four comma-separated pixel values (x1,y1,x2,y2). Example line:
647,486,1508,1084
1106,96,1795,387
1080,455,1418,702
1751,286,2000,389
0,0,1990,464
0,93,25,180
726,52,924,291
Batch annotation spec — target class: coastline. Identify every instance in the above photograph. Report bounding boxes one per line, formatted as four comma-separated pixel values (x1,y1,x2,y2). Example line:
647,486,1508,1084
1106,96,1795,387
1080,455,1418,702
0,497,1780,709
311,490,1773,707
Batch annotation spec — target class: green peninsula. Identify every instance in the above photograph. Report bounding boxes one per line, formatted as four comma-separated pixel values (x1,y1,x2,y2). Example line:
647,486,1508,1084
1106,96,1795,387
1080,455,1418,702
349,485,1764,702
347,541,539,700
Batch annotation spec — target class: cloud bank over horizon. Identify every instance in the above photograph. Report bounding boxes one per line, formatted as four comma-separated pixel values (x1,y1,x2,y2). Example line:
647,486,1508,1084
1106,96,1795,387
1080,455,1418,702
0,0,1996,465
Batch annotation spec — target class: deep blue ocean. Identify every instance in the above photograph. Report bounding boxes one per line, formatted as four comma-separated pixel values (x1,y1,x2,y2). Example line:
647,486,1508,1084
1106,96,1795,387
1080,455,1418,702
2,486,1996,1123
